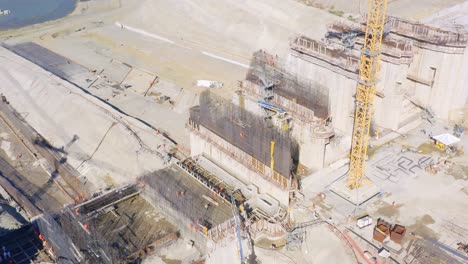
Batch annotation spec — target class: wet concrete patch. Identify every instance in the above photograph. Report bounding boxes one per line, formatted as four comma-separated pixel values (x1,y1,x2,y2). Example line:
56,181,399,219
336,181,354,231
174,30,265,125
375,200,401,218
447,164,468,180
407,214,439,239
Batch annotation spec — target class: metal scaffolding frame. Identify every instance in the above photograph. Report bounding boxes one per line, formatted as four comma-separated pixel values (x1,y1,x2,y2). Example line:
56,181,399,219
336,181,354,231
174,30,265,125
190,91,298,178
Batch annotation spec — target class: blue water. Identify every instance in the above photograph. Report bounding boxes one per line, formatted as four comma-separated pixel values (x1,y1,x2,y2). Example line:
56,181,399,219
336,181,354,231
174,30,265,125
0,0,77,30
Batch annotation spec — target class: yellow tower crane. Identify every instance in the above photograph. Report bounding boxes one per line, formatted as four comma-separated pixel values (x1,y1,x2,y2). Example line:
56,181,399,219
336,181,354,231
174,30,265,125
348,0,388,189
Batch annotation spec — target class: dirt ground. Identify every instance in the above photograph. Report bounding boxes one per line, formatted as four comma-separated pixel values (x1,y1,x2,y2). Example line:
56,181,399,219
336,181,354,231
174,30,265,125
0,115,71,212
294,0,465,19
300,119,468,263
0,1,467,263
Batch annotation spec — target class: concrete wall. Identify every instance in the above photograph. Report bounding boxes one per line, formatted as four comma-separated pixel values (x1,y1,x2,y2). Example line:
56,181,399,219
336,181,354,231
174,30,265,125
233,90,329,170
190,131,289,206
286,54,414,135
286,54,356,135
286,41,466,138
407,47,468,120
290,121,329,170
373,61,411,130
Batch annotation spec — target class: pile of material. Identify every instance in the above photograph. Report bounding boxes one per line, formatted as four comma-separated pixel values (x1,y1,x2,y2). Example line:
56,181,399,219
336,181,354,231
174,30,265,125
457,242,468,254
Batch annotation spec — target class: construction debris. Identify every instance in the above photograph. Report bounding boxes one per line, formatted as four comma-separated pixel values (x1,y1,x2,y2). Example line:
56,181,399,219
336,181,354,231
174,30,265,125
196,80,224,89
457,242,468,255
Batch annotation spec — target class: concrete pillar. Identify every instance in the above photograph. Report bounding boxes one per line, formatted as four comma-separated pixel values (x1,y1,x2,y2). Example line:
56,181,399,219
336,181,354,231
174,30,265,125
309,141,327,169
296,124,333,170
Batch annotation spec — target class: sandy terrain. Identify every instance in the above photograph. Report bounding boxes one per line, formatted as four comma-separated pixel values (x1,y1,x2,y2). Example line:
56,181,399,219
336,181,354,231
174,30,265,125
300,225,355,264
203,225,354,264
0,0,342,151
0,46,172,189
28,0,342,96
423,1,468,32
121,0,338,58
295,0,466,20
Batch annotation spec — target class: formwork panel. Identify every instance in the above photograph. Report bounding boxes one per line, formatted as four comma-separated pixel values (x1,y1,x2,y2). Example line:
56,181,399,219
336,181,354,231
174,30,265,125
246,50,330,119
190,91,297,178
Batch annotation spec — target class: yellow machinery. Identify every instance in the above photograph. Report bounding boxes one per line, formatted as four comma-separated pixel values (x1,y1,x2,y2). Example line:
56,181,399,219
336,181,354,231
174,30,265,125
348,0,388,189
270,141,275,172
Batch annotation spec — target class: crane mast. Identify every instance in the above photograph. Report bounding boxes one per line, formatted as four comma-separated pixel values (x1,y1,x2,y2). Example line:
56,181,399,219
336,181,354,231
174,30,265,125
348,0,388,189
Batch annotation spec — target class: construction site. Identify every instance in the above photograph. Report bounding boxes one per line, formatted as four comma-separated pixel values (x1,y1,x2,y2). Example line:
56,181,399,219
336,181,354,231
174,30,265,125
0,0,467,263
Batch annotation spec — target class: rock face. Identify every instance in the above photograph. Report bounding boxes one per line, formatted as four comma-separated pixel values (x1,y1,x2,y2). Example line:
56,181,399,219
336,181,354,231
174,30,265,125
0,47,172,188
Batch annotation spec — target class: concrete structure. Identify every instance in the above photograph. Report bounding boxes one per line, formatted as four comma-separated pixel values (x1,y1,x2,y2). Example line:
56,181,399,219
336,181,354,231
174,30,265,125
238,51,334,170
287,17,468,144
36,185,178,264
237,83,334,171
143,164,235,244
188,111,293,206
1,1,468,263
187,90,304,207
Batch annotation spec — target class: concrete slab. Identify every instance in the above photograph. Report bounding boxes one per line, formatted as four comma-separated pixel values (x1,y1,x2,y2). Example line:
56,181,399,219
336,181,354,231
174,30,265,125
121,67,157,95
330,178,381,205
100,59,132,83
143,165,233,228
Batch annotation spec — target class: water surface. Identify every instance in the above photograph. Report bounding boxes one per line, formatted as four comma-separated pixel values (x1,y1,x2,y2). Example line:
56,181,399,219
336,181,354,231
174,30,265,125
0,0,76,30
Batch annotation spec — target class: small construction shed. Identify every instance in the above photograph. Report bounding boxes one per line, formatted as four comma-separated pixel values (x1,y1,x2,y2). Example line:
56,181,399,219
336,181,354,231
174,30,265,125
432,133,460,150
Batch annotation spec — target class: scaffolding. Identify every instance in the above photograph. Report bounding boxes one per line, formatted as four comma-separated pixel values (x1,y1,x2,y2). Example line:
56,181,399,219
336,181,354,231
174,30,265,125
142,165,235,245
242,80,316,123
248,219,285,241
376,16,468,54
387,16,468,47
189,116,291,188
291,36,360,75
44,184,179,264
292,33,413,76
246,50,331,120
189,91,298,179
177,157,245,206
0,223,56,263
